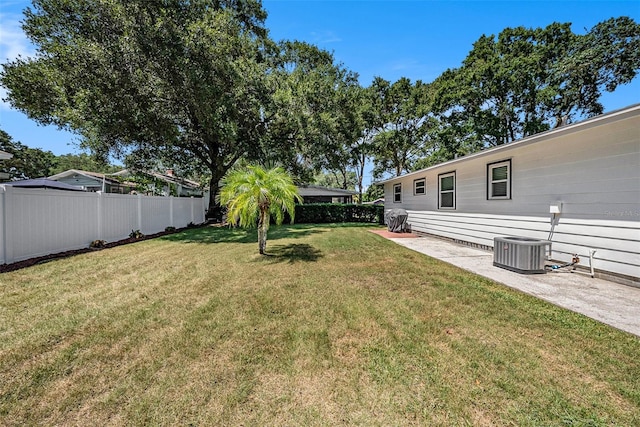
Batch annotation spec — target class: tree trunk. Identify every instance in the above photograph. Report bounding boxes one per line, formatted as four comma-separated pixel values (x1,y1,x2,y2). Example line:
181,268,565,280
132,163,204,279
206,170,225,222
258,208,269,255
339,168,348,190
355,152,366,204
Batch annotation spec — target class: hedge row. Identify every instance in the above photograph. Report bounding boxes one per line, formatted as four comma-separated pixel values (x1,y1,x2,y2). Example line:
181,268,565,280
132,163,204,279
286,203,385,225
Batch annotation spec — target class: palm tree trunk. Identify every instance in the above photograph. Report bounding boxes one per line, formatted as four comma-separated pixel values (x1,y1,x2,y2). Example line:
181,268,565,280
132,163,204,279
258,208,269,254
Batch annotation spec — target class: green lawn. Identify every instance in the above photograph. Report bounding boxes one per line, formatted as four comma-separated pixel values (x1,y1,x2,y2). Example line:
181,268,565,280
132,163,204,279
1,224,638,426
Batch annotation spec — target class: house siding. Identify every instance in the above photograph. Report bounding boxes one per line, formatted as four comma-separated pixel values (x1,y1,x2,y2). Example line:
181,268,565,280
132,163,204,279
55,175,129,193
56,175,104,190
383,105,640,282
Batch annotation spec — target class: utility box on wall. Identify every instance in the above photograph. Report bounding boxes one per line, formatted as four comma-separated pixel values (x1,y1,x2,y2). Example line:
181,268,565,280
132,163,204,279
493,236,551,274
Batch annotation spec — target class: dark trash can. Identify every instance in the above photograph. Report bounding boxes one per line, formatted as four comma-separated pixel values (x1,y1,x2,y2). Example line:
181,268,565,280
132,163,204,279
385,209,408,233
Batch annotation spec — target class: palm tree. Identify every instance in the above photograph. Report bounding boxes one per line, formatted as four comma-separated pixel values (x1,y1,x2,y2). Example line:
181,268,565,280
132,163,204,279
219,165,302,254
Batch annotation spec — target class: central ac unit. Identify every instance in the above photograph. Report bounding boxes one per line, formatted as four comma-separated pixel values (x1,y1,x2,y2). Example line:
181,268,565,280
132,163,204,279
493,236,551,274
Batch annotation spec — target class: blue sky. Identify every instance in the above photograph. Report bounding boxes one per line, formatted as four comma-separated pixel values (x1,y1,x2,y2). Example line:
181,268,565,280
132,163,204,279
1,0,639,177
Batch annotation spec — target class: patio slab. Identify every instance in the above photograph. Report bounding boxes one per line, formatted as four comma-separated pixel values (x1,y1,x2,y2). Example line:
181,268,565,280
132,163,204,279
380,233,640,337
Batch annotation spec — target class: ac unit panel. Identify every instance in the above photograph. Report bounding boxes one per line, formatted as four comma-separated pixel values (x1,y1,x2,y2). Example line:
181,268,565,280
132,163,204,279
493,236,551,274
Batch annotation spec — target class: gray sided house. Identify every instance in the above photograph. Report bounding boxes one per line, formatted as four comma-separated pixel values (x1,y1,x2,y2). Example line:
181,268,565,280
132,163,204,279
379,104,640,285
48,169,205,198
48,169,134,193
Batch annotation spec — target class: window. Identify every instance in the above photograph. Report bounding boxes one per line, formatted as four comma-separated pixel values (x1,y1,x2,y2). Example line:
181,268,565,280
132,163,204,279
487,160,511,200
393,183,402,203
438,172,456,209
413,178,426,196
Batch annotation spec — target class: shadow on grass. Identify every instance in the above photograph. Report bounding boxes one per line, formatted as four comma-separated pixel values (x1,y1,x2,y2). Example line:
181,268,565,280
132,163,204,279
160,223,327,245
259,243,323,264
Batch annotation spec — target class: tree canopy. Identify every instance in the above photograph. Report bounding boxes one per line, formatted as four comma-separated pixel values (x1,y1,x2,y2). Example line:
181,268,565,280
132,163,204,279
0,129,121,180
2,0,273,216
430,18,640,157
0,129,56,180
358,18,639,178
1,0,363,213
50,153,121,175
262,41,363,185
2,4,638,196
365,77,436,178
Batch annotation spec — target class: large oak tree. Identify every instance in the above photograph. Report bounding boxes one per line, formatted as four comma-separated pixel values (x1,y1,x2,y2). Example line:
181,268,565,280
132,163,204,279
2,0,273,216
431,18,640,155
2,1,360,216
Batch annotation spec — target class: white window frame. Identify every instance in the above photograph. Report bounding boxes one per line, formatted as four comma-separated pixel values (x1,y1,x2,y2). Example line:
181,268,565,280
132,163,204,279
413,178,426,196
438,171,456,209
393,183,402,203
487,160,511,200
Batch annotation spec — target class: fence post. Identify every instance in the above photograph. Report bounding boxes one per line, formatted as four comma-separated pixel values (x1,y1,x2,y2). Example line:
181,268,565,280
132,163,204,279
170,196,174,227
137,193,143,232
190,196,195,224
2,185,14,264
96,191,103,241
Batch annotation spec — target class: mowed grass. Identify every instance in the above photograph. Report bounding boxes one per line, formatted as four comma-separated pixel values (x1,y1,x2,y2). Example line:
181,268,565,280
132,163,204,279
1,224,638,426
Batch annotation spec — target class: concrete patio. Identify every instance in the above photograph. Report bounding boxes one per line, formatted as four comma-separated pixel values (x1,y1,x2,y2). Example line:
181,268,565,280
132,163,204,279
371,231,640,337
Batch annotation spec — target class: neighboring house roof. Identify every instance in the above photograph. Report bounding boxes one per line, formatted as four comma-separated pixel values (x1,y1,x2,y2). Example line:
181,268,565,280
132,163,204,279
0,150,13,160
48,169,123,185
4,178,85,191
47,169,137,194
297,185,357,197
377,103,640,185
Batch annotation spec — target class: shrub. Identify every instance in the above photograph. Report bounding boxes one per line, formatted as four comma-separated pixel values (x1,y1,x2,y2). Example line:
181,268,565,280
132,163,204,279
89,240,107,249
285,204,384,225
129,229,144,239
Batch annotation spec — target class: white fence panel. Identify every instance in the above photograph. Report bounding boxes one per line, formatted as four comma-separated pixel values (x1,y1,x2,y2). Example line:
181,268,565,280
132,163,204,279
101,193,139,242
173,198,194,228
196,198,205,224
5,187,98,262
0,186,206,265
141,196,172,235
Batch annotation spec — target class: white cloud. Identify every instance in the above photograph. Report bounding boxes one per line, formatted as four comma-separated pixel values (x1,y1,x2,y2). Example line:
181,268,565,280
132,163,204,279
391,59,419,71
310,30,342,44
0,13,36,110
0,13,35,61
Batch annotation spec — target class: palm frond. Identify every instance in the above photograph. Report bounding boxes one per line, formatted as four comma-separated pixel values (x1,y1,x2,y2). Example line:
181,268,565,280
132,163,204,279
220,164,301,228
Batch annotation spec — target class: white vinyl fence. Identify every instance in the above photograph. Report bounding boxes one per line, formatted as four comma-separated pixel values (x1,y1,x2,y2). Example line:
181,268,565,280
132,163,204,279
0,185,206,265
